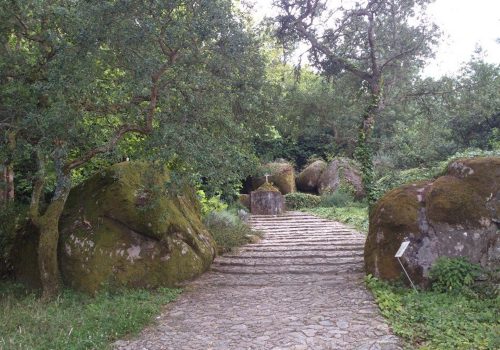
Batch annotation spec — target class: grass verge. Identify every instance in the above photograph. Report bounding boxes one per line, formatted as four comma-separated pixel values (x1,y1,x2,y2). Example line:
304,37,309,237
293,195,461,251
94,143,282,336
304,206,369,233
365,275,500,350
0,281,181,350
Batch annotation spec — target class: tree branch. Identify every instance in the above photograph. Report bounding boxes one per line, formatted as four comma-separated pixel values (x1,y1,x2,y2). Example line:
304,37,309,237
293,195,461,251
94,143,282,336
65,60,172,172
293,21,371,80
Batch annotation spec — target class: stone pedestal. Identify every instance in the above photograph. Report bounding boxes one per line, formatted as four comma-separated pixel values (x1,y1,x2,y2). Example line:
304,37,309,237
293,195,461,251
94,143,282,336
250,190,285,215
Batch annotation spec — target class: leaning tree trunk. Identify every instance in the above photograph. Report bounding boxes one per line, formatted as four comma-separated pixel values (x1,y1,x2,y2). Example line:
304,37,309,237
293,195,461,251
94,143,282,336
30,148,72,300
35,193,69,300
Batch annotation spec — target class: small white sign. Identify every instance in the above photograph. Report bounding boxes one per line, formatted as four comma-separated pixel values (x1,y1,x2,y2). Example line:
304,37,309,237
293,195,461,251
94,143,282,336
395,241,410,258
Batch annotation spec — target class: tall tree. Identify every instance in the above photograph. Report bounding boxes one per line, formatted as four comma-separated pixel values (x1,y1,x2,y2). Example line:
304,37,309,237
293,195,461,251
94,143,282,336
273,0,438,201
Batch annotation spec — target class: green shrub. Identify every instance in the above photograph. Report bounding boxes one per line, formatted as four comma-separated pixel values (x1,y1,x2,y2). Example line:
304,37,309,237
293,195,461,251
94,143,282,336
319,188,355,207
196,189,228,216
284,193,321,209
374,166,442,200
204,210,260,253
306,206,368,232
429,257,482,293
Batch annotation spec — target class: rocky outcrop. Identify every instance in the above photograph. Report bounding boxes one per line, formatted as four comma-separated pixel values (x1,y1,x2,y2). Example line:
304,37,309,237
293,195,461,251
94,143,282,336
296,160,327,193
365,157,500,286
318,158,364,198
248,161,296,195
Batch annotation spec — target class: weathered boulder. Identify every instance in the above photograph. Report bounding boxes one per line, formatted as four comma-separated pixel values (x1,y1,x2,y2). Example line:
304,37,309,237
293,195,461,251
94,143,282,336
250,161,296,195
250,183,285,215
365,157,500,286
56,162,216,293
296,160,327,193
318,157,365,198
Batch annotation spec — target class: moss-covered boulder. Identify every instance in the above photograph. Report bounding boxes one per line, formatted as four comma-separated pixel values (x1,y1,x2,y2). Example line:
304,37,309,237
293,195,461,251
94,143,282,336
249,161,296,195
318,157,365,198
57,162,216,294
296,160,327,193
365,157,500,286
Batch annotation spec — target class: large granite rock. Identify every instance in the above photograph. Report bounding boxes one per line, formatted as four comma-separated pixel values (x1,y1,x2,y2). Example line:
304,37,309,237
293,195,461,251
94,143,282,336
296,160,327,193
365,157,500,286
248,161,296,195
58,162,216,293
318,157,365,198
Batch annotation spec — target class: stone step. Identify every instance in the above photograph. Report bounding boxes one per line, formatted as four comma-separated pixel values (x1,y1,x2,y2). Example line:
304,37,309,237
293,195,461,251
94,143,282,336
260,234,362,239
224,252,363,260
247,240,365,248
248,217,334,223
215,251,363,262
260,237,362,243
192,271,367,287
249,222,347,228
211,265,364,275
240,246,364,253
251,225,349,231
249,220,345,224
220,251,363,259
251,243,364,250
252,228,357,234
214,257,363,267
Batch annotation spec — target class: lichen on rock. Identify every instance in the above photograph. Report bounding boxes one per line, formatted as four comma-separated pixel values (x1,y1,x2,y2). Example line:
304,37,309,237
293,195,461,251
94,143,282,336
296,160,327,193
364,157,500,286
57,162,216,294
249,161,296,195
317,157,365,199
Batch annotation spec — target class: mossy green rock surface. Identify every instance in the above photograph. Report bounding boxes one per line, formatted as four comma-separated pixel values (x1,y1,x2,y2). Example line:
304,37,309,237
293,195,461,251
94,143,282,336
365,157,500,286
318,157,365,198
250,161,296,194
59,162,216,294
296,160,327,193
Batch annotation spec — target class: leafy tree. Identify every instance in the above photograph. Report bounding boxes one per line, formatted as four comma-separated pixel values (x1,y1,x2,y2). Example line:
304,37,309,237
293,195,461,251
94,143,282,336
273,0,439,201
0,0,268,299
375,58,500,170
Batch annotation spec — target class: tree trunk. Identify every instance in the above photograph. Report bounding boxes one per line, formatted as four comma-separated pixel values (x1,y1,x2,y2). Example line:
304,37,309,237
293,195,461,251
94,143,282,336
30,147,72,300
36,195,68,300
355,79,382,204
0,164,14,204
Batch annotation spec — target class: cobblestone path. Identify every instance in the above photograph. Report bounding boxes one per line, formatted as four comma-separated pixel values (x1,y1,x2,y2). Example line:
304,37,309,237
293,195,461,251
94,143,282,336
114,212,401,350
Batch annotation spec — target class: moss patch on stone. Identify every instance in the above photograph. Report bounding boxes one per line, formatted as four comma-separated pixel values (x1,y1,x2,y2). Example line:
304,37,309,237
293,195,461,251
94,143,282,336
255,182,281,192
251,161,296,194
364,181,433,281
296,160,327,193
